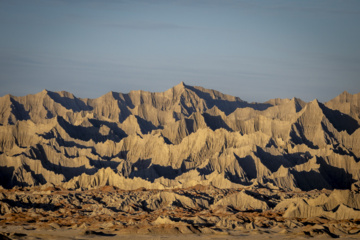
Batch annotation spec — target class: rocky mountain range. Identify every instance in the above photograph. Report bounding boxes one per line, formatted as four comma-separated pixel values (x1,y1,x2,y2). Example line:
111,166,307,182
0,82,359,191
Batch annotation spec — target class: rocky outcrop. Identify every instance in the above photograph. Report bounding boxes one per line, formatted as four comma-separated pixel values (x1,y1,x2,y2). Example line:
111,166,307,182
1,186,360,237
0,83,359,190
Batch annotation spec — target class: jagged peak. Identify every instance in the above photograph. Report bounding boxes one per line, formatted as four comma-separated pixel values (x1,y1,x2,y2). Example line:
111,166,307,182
178,81,186,88
1,85,360,192
190,85,243,103
290,97,306,112
291,97,305,103
341,90,351,96
104,90,117,97
296,98,324,120
165,82,187,95
58,91,76,99
327,90,360,105
265,98,291,106
205,105,226,116
311,98,320,104
309,98,323,110
0,93,12,100
28,89,49,98
296,97,360,135
303,99,323,111
98,91,122,102
41,89,49,94
41,89,77,100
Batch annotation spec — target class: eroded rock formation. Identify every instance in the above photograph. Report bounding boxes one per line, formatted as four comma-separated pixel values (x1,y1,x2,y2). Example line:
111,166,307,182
0,83,359,191
0,186,359,238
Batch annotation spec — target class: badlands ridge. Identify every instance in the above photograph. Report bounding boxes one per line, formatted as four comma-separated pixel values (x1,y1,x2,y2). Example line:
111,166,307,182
0,82,360,238
0,82,359,191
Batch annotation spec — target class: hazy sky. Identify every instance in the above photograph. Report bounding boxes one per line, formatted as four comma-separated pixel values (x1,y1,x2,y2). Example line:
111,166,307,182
1,0,359,102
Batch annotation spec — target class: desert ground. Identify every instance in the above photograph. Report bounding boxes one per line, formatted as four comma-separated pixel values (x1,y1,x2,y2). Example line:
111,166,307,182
1,185,360,239
1,84,360,239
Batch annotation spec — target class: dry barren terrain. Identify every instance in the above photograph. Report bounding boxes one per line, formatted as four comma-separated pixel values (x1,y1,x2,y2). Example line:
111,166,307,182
1,185,360,239
0,83,360,238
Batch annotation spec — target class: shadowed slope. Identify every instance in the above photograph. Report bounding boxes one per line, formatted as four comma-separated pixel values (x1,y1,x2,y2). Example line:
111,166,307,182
0,83,359,191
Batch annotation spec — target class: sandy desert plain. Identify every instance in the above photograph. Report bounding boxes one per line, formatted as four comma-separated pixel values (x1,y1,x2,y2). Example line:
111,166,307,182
0,83,360,239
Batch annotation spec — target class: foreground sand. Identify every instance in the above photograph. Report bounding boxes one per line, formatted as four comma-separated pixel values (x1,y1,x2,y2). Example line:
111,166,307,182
1,185,360,239
1,228,360,240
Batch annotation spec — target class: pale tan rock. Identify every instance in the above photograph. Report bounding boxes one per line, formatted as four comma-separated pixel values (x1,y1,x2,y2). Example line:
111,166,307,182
0,83,359,192
214,190,269,211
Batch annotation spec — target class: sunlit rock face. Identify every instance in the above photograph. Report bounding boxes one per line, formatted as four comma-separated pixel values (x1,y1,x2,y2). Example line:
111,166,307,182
0,83,359,190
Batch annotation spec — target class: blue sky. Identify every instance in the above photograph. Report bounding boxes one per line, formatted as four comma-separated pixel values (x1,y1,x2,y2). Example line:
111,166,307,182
1,0,359,102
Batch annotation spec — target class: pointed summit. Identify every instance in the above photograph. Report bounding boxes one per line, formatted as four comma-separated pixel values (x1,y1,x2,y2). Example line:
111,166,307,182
174,81,187,90
326,90,360,108
300,99,325,119
165,82,188,98
341,90,350,95
289,97,306,112
329,91,356,103
311,98,320,104
338,91,354,100
38,89,51,98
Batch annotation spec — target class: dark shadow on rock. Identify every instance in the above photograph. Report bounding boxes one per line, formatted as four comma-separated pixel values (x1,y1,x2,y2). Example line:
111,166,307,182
161,135,173,145
57,116,122,143
320,123,360,162
57,138,91,150
243,190,270,204
25,144,98,181
186,85,272,115
129,159,182,182
291,169,332,191
224,170,246,185
185,118,195,133
203,113,232,131
84,230,116,237
321,122,360,162
39,130,123,162
294,98,305,112
181,158,198,173
323,226,340,238
22,163,47,185
109,92,134,122
47,91,93,112
289,123,319,149
112,92,135,109
177,191,214,207
0,233,12,240
87,157,121,170
317,157,355,189
196,163,214,176
162,118,198,145
319,102,359,135
135,116,159,134
2,198,60,212
321,121,337,145
254,147,292,172
0,166,16,189
9,98,30,123
0,165,43,188
116,150,129,160
265,138,277,148
303,226,340,238
88,118,127,139
234,154,257,180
